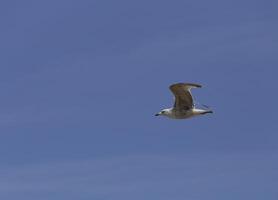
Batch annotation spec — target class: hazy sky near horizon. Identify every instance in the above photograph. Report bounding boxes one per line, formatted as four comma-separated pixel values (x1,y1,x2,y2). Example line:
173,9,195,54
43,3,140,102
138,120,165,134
0,0,278,199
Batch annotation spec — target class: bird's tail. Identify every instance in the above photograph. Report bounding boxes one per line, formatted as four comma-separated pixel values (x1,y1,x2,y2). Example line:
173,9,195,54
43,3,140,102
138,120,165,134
201,110,213,114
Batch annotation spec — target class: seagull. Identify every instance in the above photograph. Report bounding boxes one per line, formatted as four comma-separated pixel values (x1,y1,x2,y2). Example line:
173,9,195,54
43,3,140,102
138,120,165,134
155,83,213,119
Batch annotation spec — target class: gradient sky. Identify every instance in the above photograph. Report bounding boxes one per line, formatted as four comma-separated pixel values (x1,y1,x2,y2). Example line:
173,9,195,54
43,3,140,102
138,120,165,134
0,0,278,199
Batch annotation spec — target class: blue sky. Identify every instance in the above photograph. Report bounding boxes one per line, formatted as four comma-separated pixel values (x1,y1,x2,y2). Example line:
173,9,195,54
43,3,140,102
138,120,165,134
0,0,278,199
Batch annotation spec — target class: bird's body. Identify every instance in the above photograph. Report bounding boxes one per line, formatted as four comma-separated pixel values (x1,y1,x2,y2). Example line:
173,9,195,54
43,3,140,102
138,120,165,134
155,83,212,119
160,108,212,119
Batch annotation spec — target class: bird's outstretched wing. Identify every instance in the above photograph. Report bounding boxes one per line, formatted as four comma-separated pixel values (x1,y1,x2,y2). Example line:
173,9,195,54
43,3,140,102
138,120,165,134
169,83,202,110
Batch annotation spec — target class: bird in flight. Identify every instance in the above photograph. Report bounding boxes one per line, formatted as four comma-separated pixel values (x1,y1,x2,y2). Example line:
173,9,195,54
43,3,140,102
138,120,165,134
155,83,213,119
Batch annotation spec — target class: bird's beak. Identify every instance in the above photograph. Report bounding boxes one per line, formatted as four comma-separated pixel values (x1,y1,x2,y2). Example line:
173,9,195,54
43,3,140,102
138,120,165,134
155,113,160,116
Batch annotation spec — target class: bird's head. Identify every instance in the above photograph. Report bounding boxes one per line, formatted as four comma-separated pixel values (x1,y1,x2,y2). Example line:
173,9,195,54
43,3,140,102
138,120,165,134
155,109,171,117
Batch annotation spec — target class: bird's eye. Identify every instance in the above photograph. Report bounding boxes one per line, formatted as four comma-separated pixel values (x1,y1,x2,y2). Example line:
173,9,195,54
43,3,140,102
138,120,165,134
161,111,165,114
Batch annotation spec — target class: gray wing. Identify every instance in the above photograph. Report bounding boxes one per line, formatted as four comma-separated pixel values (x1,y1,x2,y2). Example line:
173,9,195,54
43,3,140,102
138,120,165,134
169,83,202,110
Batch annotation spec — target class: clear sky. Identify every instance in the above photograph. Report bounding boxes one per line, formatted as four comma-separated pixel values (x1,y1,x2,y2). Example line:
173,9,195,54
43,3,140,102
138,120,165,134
0,0,277,199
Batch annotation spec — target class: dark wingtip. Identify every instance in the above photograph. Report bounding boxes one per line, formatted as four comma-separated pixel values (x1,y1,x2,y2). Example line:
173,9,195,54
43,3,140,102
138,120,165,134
186,83,202,88
169,82,202,89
